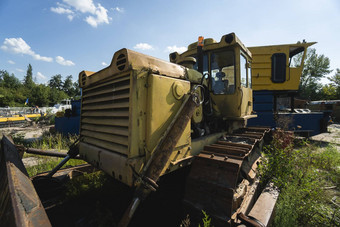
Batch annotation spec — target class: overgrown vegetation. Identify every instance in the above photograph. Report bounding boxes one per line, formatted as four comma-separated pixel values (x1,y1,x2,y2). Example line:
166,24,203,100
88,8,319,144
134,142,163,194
26,157,84,177
65,171,109,198
259,129,340,226
13,131,84,177
13,131,78,150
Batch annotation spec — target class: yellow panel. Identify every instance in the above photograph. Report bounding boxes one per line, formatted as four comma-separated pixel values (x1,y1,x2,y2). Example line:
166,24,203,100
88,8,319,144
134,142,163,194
129,70,148,158
249,42,315,91
240,87,253,116
145,74,191,156
79,142,144,186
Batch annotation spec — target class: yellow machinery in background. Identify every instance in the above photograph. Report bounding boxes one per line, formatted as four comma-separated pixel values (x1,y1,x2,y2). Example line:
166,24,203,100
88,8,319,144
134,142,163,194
246,42,327,135
77,33,272,226
250,41,315,91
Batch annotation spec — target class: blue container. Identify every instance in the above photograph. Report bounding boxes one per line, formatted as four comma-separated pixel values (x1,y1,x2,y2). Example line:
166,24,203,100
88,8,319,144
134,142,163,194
249,91,326,136
71,100,81,116
55,116,80,136
248,112,325,136
253,91,274,112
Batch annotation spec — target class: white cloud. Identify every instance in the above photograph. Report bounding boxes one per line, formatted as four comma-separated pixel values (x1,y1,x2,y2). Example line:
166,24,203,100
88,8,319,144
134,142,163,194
85,4,110,27
166,45,187,54
1,38,53,62
67,15,74,21
134,43,154,51
56,56,75,66
101,62,108,66
52,0,111,27
63,0,96,14
51,6,74,21
112,7,124,13
51,7,74,14
8,60,15,64
36,72,46,80
16,68,24,73
1,38,34,55
33,54,54,62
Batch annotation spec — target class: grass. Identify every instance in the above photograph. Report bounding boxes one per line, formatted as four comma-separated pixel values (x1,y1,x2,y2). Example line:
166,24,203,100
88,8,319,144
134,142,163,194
25,157,85,177
13,131,78,151
65,171,109,198
259,129,340,226
12,131,85,177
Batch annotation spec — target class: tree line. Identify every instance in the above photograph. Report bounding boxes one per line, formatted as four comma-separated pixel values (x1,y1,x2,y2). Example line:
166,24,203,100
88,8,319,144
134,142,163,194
1,48,340,107
0,64,80,107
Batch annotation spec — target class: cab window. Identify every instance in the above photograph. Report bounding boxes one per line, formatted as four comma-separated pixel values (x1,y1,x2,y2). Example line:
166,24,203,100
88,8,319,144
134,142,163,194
211,51,235,94
272,53,286,83
240,54,247,87
248,62,252,88
289,47,305,67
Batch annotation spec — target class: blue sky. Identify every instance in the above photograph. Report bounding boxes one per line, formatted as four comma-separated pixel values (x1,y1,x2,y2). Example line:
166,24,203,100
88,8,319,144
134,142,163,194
0,0,339,84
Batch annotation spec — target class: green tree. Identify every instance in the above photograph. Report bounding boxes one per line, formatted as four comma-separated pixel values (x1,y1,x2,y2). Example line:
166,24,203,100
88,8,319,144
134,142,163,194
72,81,81,99
298,49,331,100
31,84,50,106
0,70,21,88
24,64,34,88
329,68,340,99
61,75,81,98
63,75,73,96
49,88,68,105
319,84,337,100
49,74,63,90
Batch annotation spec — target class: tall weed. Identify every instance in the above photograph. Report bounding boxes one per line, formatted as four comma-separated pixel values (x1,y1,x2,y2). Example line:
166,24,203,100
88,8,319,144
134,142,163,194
259,129,340,226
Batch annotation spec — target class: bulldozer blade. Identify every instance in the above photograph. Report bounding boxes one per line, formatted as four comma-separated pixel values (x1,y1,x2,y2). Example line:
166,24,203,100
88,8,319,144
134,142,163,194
0,135,51,227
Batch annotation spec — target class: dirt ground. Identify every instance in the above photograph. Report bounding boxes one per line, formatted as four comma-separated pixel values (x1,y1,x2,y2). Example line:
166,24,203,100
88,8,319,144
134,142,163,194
0,124,52,141
310,124,340,150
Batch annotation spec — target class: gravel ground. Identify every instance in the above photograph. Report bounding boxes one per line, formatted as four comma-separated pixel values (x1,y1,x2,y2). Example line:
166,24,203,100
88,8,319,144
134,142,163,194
310,124,340,150
0,124,53,141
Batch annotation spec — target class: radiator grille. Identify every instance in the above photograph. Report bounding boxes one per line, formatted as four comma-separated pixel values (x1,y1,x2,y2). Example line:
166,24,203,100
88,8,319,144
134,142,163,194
81,74,130,155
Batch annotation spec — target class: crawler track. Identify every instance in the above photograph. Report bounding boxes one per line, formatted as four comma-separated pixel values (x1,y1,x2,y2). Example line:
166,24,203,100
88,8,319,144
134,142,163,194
184,127,271,226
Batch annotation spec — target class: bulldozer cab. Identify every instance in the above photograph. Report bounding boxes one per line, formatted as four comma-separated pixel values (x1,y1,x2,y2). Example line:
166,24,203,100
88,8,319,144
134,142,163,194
170,33,255,121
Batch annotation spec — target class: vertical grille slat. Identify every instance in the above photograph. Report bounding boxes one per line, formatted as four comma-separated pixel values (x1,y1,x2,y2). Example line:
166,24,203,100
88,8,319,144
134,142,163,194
81,74,130,155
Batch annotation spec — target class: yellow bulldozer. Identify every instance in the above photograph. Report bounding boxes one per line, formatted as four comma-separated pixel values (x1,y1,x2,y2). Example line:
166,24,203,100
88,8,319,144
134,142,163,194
77,33,273,226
